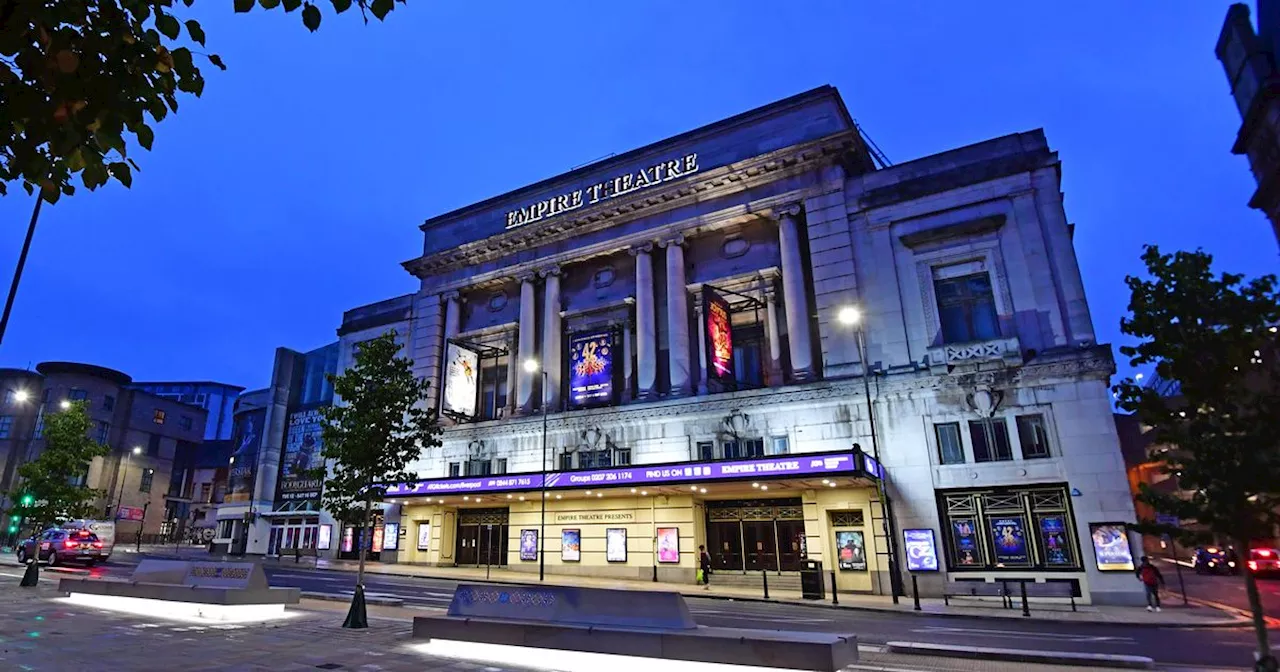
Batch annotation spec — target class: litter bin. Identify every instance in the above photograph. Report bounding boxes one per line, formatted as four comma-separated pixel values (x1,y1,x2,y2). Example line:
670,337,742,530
800,559,825,600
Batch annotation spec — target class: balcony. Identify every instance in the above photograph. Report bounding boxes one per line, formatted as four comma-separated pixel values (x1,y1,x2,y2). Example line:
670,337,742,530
927,336,1023,371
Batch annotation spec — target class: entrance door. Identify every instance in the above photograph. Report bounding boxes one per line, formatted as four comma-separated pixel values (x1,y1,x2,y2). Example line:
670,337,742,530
743,521,778,571
707,521,743,571
455,525,479,565
267,526,284,556
776,520,806,571
477,524,508,566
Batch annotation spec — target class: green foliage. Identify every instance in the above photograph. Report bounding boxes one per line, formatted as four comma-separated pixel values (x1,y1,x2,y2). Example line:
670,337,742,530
1113,246,1280,546
9,402,111,529
0,1,408,203
317,330,440,526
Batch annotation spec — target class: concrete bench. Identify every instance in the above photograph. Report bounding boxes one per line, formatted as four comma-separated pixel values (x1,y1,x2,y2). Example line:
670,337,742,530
412,583,858,672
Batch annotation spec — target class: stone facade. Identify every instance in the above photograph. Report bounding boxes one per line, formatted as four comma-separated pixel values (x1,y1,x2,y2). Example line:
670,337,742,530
346,86,1141,604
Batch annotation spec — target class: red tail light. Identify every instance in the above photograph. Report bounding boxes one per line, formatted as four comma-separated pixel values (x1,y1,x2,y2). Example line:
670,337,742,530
1250,561,1259,571
92,542,102,548
63,540,77,549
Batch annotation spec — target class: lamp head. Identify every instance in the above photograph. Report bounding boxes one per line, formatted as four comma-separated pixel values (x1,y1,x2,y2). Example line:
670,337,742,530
59,400,71,410
13,389,29,403
523,358,539,373
132,446,142,455
837,306,862,326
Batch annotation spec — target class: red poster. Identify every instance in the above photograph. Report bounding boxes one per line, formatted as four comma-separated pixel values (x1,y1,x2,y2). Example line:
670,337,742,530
704,287,734,383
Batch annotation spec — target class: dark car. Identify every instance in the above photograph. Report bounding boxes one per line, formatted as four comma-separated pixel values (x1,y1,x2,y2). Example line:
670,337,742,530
1193,546,1239,575
1249,548,1280,577
16,528,106,567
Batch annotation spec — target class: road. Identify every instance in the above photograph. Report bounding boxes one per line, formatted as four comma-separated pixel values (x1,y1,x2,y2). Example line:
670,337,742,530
1161,558,1280,619
68,556,1261,669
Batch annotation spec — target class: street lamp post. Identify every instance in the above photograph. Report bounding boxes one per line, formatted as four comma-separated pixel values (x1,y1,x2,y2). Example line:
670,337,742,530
111,446,142,520
524,358,550,582
838,306,903,604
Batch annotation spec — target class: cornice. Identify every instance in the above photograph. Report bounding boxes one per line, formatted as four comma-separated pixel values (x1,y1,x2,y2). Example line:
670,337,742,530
403,131,863,279
441,350,1115,440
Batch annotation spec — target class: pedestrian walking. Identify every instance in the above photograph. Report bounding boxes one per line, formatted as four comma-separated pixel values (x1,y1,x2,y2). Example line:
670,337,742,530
698,545,712,590
1136,555,1166,612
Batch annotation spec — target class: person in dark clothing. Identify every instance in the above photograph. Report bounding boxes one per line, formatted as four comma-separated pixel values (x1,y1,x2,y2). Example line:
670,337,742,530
1136,555,1166,611
699,545,712,589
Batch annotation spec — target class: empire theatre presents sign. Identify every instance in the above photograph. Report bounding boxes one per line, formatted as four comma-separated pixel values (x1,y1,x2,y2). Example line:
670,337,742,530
505,153,699,229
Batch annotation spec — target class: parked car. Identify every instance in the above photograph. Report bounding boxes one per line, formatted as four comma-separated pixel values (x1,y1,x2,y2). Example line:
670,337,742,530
1193,546,1239,575
15,528,106,566
1249,548,1280,577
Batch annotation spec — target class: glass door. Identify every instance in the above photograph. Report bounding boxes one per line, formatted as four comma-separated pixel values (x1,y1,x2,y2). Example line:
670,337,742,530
707,521,744,571
776,520,806,571
267,526,284,556
743,521,778,571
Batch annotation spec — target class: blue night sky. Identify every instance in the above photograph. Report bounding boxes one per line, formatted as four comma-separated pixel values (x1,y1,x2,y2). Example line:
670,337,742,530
0,1,1274,390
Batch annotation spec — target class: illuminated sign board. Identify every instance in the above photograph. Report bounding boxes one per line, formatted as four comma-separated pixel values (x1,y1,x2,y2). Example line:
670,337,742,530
568,331,615,408
703,287,734,386
505,153,699,229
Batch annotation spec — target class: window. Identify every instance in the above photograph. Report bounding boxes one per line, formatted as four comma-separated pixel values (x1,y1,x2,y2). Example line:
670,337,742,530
494,458,507,475
179,416,193,431
33,416,44,439
0,415,11,439
934,270,999,344
614,448,631,466
480,364,509,421
731,324,765,389
153,409,166,425
723,438,764,460
103,395,115,411
68,388,88,401
935,423,965,465
200,483,212,502
217,519,235,539
464,460,491,476
1016,414,1051,459
147,433,162,457
580,450,611,469
697,441,714,462
969,419,1012,462
559,452,574,471
768,436,790,456
196,393,208,407
447,462,461,478
94,421,110,445
938,485,1080,571
139,468,154,493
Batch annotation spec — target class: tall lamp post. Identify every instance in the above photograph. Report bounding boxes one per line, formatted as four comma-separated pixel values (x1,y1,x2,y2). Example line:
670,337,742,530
838,306,903,604
112,446,143,519
523,358,550,581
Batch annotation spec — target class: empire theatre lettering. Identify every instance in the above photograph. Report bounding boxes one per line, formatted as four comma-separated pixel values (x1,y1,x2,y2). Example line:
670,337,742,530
506,153,699,229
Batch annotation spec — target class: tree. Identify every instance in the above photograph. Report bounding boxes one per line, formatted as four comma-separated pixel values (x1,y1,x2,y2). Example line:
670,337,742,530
10,402,111,530
318,330,439,628
0,0,408,202
1113,246,1280,672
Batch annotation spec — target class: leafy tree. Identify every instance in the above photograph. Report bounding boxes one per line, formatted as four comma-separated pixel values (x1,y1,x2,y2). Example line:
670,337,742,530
10,402,111,530
1113,246,1280,672
0,0,407,202
317,330,439,628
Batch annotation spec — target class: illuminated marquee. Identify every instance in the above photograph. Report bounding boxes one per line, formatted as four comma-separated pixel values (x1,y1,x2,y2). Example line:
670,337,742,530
505,153,699,229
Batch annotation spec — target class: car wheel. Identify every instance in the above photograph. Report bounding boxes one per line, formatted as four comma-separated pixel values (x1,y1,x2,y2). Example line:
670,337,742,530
16,548,25,564
47,552,58,567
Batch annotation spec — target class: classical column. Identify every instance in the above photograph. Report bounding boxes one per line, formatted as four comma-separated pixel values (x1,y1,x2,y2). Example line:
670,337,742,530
516,272,537,413
763,285,784,386
663,235,692,396
504,329,518,417
774,205,814,380
630,244,658,399
693,294,708,395
621,311,635,402
442,290,462,340
540,266,563,411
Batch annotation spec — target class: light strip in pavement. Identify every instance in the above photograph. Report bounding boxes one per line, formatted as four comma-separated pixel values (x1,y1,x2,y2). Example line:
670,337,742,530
412,639,814,672
885,641,1154,670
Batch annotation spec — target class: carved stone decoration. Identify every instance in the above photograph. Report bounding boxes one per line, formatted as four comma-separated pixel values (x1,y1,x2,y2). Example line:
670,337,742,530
593,266,616,288
721,235,750,259
966,386,1004,418
721,409,752,442
467,439,489,459
487,291,508,312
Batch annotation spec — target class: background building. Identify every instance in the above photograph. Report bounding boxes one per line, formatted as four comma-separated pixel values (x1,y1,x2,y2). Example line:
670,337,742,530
128,381,244,441
344,86,1143,605
0,362,207,540
1218,2,1280,246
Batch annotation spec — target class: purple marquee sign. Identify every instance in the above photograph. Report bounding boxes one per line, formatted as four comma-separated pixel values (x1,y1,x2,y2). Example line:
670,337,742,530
384,451,866,498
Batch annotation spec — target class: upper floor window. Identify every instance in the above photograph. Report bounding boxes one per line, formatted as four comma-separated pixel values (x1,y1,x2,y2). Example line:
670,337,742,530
103,395,115,411
969,419,1012,462
768,436,789,456
934,269,999,344
1016,414,1051,459
464,459,491,476
722,438,764,460
480,364,508,421
494,458,508,475
94,421,110,445
732,324,765,390
579,450,612,470
614,448,631,466
935,422,965,465
147,433,162,457
153,409,166,425
447,462,461,478
179,416,193,431
68,388,88,402
0,415,12,439
697,441,714,462
139,468,154,493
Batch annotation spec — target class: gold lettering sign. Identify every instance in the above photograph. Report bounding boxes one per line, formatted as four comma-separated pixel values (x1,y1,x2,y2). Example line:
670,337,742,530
506,153,699,230
553,511,636,524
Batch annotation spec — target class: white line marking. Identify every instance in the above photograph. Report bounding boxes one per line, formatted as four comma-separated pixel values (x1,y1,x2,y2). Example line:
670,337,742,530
914,625,1134,644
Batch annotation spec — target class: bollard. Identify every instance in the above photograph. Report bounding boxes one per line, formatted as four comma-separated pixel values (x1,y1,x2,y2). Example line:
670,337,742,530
652,565,658,583
831,570,839,605
295,545,301,564
762,570,769,599
1020,580,1030,617
912,574,921,611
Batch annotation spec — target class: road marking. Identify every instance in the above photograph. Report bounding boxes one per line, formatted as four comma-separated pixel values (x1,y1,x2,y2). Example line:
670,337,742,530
270,573,345,581
912,625,1135,644
689,609,832,623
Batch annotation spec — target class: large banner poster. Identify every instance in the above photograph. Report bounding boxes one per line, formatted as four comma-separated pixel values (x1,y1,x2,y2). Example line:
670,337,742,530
275,408,325,509
441,343,480,418
703,287,734,385
225,409,266,503
990,515,1030,566
568,331,615,408
835,530,867,571
1090,523,1135,571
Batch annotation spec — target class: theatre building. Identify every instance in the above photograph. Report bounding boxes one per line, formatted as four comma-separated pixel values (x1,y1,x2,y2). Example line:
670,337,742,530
366,86,1142,605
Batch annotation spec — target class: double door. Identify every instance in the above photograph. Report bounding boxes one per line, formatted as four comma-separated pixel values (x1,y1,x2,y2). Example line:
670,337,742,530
706,499,806,572
267,518,318,556
454,508,510,567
